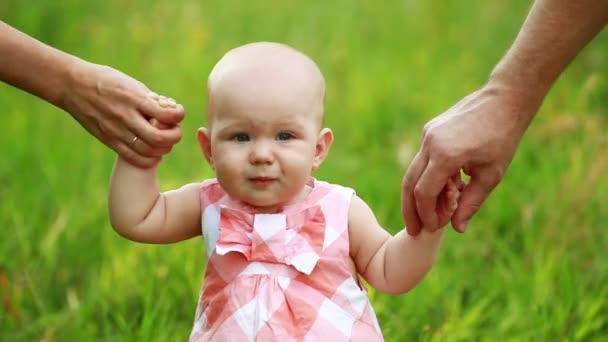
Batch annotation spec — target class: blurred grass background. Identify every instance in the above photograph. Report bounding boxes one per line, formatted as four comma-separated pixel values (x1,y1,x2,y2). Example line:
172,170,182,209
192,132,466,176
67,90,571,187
1,1,607,340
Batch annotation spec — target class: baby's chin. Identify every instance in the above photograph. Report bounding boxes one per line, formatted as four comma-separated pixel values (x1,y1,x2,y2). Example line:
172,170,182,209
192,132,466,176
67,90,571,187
230,186,311,213
233,194,285,212
242,200,285,214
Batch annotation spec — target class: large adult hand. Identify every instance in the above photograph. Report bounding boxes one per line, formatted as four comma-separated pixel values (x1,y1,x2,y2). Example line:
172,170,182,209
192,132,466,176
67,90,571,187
62,62,184,168
402,83,540,236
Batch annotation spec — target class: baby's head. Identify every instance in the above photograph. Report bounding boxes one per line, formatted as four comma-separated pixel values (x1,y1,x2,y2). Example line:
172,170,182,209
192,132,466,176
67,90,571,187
197,42,333,212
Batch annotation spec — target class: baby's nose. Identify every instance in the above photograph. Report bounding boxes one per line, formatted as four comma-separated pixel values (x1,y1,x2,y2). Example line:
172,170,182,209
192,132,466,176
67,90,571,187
249,140,274,164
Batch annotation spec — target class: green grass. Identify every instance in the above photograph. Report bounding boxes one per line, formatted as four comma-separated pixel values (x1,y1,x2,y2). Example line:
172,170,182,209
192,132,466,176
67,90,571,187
1,1,607,340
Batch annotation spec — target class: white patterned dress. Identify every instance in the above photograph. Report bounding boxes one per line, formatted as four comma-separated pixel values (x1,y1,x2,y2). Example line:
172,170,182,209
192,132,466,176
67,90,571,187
190,178,384,341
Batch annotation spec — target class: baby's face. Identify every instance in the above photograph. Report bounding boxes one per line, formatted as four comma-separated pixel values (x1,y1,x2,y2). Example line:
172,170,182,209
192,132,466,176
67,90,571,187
198,42,331,212
205,88,325,212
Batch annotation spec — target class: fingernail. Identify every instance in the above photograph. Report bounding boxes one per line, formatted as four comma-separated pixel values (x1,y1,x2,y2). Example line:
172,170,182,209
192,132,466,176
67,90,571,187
148,92,159,100
158,99,169,107
460,220,469,232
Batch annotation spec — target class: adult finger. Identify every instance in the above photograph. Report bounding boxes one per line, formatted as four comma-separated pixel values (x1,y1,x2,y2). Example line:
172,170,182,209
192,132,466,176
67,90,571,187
127,133,173,157
114,140,162,169
414,159,451,231
77,111,164,168
451,170,497,233
402,152,427,236
129,111,183,148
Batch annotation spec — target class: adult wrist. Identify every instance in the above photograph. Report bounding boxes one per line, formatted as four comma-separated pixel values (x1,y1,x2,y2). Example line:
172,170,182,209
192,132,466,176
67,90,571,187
58,57,95,111
485,66,547,123
487,62,553,108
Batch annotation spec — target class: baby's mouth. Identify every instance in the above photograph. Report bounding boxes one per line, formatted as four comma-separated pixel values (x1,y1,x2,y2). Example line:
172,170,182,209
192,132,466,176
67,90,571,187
249,176,276,187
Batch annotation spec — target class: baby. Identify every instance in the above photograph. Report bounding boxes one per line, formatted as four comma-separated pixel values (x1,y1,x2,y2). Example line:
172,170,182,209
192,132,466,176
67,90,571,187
108,42,461,341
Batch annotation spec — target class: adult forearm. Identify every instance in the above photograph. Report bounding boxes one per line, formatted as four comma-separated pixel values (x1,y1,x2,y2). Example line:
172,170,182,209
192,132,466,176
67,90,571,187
381,229,444,294
490,0,608,105
0,21,84,108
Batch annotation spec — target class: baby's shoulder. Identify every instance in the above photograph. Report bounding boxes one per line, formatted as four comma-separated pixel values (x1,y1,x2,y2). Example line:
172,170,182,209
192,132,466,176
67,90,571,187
309,179,358,215
313,178,356,198
200,177,220,190
199,178,226,208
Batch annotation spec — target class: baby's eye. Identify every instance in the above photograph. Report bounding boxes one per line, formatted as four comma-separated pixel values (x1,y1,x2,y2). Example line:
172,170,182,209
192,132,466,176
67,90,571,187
232,133,250,142
277,132,294,141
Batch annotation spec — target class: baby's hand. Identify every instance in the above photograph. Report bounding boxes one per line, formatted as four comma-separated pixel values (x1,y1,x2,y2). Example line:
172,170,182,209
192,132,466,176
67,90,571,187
430,173,465,231
148,92,182,152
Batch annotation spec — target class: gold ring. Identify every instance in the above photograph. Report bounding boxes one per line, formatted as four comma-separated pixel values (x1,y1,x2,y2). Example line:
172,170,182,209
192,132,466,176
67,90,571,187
129,136,138,147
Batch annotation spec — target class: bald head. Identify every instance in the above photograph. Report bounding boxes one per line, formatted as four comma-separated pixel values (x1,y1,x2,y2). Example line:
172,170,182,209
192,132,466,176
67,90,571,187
207,42,326,127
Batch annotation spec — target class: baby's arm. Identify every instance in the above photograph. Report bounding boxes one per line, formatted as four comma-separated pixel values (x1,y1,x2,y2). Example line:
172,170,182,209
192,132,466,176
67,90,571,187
108,157,202,243
349,181,459,294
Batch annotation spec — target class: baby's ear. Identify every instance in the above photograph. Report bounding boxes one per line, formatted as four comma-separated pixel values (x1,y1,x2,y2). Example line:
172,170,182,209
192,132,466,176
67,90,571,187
312,128,334,171
197,128,214,167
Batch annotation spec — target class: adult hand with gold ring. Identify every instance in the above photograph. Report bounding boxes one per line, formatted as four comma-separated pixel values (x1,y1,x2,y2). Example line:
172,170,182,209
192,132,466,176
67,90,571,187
129,135,139,148
123,93,179,165
63,66,184,168
0,21,185,168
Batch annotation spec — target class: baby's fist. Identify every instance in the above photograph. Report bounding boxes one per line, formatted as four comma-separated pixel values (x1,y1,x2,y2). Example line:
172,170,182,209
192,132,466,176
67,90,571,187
432,173,465,231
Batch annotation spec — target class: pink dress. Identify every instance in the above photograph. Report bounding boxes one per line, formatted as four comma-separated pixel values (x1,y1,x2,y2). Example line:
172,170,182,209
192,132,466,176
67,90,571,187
190,178,384,341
